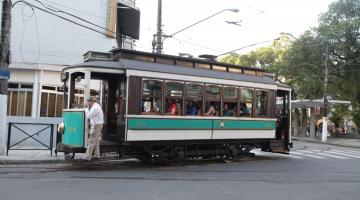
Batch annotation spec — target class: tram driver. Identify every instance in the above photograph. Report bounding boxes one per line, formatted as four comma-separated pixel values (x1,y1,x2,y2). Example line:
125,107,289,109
85,96,104,161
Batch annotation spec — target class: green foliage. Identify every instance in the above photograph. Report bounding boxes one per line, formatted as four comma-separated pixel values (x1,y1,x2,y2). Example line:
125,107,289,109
330,105,349,128
220,0,360,106
351,108,360,131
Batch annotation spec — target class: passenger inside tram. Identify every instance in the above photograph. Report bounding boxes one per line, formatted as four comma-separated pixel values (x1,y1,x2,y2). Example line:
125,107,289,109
223,103,235,116
185,100,198,116
141,98,161,115
239,103,250,117
165,99,180,115
204,102,220,116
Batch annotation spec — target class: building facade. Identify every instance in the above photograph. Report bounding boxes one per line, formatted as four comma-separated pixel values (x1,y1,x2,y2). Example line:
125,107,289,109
0,0,137,154
7,0,136,118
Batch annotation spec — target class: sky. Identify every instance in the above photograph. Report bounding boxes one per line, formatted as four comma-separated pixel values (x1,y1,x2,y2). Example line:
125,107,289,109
135,0,336,57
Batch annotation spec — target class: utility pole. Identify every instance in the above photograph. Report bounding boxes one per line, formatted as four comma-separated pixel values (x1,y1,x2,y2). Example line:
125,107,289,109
0,0,12,155
322,44,329,142
155,0,163,53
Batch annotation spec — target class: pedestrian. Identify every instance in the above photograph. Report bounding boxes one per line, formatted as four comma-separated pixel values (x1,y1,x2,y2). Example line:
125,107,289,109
85,96,104,161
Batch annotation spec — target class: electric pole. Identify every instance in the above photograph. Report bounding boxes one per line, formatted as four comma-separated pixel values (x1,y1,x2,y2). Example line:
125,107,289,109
0,0,12,155
154,0,163,53
322,44,329,142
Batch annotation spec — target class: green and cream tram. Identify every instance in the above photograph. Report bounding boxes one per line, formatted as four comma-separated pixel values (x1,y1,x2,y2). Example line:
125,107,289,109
57,49,292,162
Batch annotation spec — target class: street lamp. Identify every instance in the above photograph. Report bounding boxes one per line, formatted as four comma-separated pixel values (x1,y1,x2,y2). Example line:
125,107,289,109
153,8,239,53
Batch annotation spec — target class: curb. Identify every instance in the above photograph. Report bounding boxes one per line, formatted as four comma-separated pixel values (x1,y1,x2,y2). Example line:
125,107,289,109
292,138,360,149
0,157,134,165
0,159,67,165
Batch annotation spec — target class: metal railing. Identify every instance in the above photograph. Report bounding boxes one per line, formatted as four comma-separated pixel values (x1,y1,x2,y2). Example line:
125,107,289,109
7,122,55,156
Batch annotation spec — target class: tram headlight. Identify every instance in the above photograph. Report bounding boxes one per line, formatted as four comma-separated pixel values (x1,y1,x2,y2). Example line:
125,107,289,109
57,122,65,134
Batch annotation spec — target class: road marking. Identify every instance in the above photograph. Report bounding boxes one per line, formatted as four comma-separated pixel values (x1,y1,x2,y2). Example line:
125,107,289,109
301,154,327,159
329,150,360,158
326,151,360,158
292,151,326,159
332,149,360,155
314,152,348,159
289,155,303,159
290,151,304,155
297,150,316,154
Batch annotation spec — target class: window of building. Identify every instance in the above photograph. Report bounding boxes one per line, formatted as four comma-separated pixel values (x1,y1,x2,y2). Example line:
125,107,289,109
223,87,237,117
141,79,162,115
40,86,65,117
7,83,33,117
255,90,269,117
185,83,203,116
240,88,253,117
204,85,221,116
165,81,183,115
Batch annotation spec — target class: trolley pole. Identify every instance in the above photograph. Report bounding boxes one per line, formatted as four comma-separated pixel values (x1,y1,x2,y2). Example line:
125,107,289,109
321,44,329,142
0,0,12,155
155,0,163,53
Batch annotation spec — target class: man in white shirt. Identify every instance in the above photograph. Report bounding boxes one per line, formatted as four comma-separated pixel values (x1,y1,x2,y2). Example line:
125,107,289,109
85,96,104,161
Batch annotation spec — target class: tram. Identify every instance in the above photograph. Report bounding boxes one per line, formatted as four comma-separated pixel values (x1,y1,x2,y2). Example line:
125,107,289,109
57,49,292,163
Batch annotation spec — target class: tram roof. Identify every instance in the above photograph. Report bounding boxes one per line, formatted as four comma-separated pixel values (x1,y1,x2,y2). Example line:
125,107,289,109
66,59,278,86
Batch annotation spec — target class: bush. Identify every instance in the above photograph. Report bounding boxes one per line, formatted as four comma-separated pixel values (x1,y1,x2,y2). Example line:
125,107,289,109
352,108,360,132
330,105,348,128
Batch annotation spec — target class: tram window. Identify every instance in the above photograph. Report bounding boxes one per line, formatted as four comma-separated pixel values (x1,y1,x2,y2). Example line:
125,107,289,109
228,67,242,73
255,90,269,117
212,65,227,72
204,85,221,116
142,79,162,96
176,60,194,68
243,70,257,76
185,83,203,115
141,79,162,115
69,72,85,108
223,87,238,117
195,63,210,69
256,71,264,76
165,82,183,115
134,55,155,62
156,57,175,65
240,88,253,117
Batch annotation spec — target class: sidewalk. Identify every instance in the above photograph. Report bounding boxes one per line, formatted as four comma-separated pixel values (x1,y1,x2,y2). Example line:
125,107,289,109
0,150,65,164
292,136,360,148
0,150,128,164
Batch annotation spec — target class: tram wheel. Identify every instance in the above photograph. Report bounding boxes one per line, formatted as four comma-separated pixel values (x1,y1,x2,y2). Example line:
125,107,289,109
64,152,75,160
222,155,234,163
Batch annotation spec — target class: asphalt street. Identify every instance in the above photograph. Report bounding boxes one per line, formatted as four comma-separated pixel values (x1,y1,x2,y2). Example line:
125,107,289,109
1,141,360,200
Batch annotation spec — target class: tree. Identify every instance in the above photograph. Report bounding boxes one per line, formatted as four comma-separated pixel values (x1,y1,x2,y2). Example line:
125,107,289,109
219,34,292,71
317,0,360,106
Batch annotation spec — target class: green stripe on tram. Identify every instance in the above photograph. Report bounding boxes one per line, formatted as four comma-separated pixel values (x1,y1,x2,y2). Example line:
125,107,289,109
213,120,275,130
128,118,275,130
128,119,212,129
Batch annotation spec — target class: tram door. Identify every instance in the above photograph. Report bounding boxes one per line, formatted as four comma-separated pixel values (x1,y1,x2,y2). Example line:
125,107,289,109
274,89,291,151
89,72,126,143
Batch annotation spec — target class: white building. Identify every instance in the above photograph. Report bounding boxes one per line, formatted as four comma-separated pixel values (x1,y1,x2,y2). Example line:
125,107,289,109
0,0,138,154
7,0,138,118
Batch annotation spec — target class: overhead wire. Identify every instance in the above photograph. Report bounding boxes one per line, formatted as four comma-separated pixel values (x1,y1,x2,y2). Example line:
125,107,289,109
42,0,106,19
12,1,114,37
33,0,116,35
19,3,41,63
